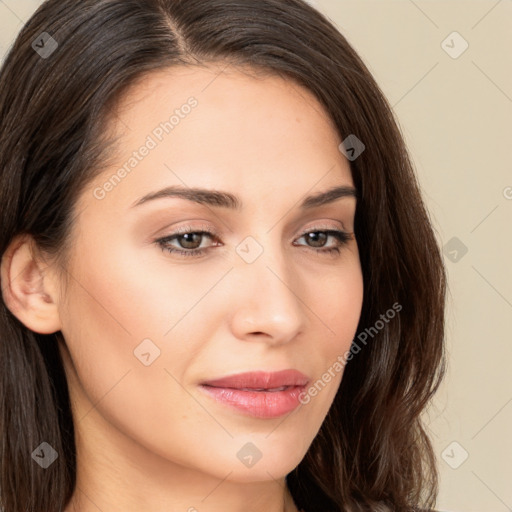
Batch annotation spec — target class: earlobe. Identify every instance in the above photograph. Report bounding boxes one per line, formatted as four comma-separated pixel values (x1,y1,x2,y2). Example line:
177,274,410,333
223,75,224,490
0,235,62,334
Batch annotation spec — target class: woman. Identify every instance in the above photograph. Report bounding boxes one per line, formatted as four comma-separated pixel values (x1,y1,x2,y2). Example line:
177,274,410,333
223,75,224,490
0,0,446,511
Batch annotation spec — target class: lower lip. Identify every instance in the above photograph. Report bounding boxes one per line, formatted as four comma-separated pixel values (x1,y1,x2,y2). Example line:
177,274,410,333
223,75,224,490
199,384,307,418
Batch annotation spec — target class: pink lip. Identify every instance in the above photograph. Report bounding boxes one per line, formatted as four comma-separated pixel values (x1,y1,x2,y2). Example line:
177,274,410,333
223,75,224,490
201,369,309,389
199,370,310,419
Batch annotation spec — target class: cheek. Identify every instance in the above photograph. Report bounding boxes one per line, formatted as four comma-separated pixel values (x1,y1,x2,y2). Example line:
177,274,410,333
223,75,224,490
312,258,364,349
57,236,227,417
304,258,363,401
62,233,224,345
57,251,207,464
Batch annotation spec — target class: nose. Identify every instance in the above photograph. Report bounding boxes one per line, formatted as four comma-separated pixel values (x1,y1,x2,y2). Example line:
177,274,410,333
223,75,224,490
228,243,307,345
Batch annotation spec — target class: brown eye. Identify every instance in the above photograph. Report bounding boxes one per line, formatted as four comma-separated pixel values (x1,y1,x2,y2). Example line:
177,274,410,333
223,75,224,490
176,232,205,250
155,227,352,259
304,231,328,248
155,228,219,258
294,229,352,255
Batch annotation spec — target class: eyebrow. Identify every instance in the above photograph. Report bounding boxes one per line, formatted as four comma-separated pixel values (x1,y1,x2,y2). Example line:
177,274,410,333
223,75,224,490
130,184,358,210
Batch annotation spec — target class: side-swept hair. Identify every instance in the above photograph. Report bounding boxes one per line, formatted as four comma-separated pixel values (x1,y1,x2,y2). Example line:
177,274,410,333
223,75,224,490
0,1,446,510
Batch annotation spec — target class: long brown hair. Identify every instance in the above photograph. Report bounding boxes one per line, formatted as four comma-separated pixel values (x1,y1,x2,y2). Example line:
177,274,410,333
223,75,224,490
0,1,446,510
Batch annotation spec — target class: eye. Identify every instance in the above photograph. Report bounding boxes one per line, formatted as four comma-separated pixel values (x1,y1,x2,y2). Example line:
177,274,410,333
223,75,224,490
155,226,219,258
293,229,353,256
155,226,353,259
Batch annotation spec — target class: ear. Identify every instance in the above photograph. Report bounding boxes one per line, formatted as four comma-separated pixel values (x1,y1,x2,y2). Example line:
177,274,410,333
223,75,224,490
1,234,62,334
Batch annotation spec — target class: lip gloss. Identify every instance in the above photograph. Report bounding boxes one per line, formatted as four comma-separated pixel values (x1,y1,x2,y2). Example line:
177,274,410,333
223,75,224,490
199,384,306,418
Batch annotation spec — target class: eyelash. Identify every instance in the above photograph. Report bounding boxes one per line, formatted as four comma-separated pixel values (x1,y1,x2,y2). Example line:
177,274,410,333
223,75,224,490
155,225,353,259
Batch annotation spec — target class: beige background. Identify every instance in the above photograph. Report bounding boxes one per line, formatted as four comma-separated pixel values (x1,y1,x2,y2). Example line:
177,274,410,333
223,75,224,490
1,1,511,510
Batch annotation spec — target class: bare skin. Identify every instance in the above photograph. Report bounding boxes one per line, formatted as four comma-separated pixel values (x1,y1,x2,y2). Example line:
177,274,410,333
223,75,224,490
1,63,363,512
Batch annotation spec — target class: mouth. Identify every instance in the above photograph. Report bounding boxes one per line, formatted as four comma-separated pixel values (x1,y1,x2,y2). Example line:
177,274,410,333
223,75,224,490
200,369,310,390
198,370,310,419
202,385,293,392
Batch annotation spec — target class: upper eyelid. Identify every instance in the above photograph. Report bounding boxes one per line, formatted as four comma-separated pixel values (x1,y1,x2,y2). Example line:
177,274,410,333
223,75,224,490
157,225,351,248
168,223,216,234
162,224,350,238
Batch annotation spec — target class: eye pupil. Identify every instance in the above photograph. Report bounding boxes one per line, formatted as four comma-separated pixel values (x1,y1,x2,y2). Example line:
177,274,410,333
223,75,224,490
157,228,347,259
306,232,327,247
180,233,202,249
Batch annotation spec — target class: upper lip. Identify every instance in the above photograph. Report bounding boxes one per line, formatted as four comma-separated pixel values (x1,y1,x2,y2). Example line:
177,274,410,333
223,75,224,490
201,370,309,389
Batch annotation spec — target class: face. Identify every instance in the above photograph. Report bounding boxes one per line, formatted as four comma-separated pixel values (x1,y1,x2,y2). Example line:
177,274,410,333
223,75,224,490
52,64,364,486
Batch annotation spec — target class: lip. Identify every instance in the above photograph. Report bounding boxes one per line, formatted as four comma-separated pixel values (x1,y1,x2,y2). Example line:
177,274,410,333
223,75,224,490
199,370,310,419
201,369,310,389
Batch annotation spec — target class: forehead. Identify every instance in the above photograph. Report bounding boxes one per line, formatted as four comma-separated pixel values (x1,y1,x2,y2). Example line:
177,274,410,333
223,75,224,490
108,63,343,156
80,64,353,216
